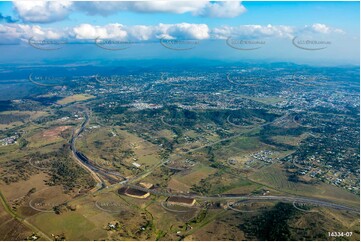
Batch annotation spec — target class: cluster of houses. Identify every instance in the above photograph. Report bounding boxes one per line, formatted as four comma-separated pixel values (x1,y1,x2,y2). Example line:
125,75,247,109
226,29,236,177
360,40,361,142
0,133,19,146
249,150,277,163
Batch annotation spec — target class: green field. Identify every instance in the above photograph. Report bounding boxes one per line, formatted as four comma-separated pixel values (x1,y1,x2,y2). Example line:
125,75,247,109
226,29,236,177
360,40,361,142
248,164,359,207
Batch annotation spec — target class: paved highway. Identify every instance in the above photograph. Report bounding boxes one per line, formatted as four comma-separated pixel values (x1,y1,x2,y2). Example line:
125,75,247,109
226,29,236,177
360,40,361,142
125,184,359,213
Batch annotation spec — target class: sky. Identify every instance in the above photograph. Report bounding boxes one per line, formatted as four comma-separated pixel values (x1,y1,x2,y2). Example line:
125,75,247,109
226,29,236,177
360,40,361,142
0,1,359,66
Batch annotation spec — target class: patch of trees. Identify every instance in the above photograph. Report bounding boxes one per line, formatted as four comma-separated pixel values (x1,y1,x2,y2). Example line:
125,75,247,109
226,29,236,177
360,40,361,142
46,146,96,192
0,159,39,184
259,125,307,150
53,202,76,215
240,202,299,241
18,145,96,192
0,100,13,112
29,96,62,106
18,138,29,149
0,113,30,125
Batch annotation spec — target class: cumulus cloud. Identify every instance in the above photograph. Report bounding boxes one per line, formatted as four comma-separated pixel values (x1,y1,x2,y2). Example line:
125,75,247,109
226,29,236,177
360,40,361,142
13,1,73,23
0,22,344,45
74,1,209,15
72,23,128,39
13,1,247,23
156,23,210,40
212,23,345,40
198,1,246,18
212,24,295,39
0,23,64,44
71,23,209,40
303,23,345,34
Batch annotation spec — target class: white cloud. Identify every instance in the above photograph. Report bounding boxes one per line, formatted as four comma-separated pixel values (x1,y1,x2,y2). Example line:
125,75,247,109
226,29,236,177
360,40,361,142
156,23,210,40
72,23,127,39
304,23,345,34
72,23,209,40
0,23,64,44
13,1,247,23
212,24,295,39
13,1,73,23
126,25,155,41
0,22,344,44
212,23,344,40
198,1,246,18
75,1,209,15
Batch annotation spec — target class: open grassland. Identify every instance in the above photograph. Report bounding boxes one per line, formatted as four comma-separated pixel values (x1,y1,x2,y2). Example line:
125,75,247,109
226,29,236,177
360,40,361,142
239,95,285,105
28,209,103,240
0,123,71,162
271,133,309,146
57,94,95,105
205,176,258,195
77,127,162,174
167,177,192,192
218,180,263,195
187,167,261,196
0,173,49,202
212,136,266,160
172,164,217,188
0,143,19,155
168,162,263,196
0,110,48,130
26,126,71,148
25,192,123,240
169,129,223,153
157,129,176,141
248,164,359,208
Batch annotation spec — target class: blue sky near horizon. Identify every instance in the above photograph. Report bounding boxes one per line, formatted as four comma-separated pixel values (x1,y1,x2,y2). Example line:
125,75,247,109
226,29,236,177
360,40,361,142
71,1,359,33
1,1,359,29
0,1,359,66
